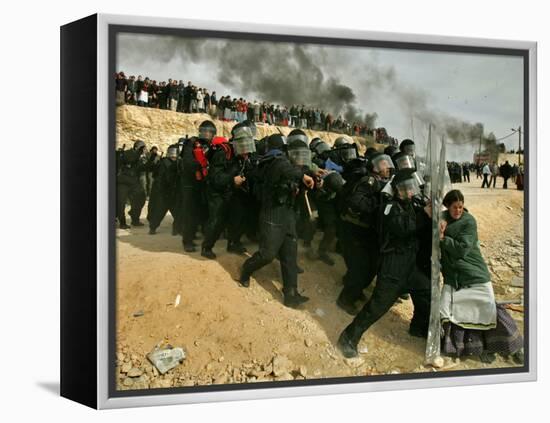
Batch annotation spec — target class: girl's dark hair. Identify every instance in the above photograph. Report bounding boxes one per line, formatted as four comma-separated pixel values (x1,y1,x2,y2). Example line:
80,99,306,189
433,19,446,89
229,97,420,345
443,189,465,208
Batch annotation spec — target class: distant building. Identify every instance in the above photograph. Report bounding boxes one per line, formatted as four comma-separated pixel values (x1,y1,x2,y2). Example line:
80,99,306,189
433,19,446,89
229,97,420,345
473,151,492,164
497,153,524,166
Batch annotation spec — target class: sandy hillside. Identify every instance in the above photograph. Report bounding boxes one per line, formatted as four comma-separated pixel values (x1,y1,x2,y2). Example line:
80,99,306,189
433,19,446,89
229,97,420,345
116,105,383,154
115,180,525,391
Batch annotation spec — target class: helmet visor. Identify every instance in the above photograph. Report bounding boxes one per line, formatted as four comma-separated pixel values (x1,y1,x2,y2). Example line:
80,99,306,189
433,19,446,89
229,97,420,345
395,154,415,170
395,178,421,200
233,136,256,155
288,149,312,168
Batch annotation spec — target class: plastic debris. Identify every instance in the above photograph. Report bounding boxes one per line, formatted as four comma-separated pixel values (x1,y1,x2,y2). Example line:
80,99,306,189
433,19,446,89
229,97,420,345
147,346,186,374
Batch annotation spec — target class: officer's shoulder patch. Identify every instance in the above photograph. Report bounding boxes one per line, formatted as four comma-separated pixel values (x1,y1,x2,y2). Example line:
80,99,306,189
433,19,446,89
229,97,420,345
367,176,375,186
384,204,393,215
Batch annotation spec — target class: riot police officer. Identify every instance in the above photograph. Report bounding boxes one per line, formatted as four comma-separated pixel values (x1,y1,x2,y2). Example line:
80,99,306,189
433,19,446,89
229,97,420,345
337,169,430,357
116,139,150,229
336,152,394,315
238,134,315,308
147,144,180,235
178,120,215,252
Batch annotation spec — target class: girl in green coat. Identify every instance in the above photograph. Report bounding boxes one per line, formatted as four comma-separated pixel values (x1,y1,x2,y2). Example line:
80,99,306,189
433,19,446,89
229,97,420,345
439,189,523,364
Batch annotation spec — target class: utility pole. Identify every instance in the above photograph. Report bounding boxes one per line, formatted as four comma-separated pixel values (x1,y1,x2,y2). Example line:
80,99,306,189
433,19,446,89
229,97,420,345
511,126,522,166
478,132,482,164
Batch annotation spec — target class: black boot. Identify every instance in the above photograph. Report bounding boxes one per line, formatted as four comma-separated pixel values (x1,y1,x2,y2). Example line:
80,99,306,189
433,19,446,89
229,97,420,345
201,247,217,260
337,330,359,358
131,220,145,227
227,242,247,255
480,351,497,364
336,292,361,316
119,222,131,230
283,288,309,308
183,242,196,253
236,267,250,288
149,227,157,235
512,348,524,365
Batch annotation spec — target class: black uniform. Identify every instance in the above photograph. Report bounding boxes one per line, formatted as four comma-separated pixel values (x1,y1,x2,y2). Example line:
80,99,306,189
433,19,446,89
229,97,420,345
177,138,207,251
338,195,430,357
116,148,149,227
201,143,240,255
336,173,384,313
239,150,308,307
147,157,179,233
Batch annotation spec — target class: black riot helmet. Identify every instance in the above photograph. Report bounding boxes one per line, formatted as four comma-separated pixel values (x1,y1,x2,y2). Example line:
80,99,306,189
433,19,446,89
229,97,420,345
167,144,179,161
333,136,352,148
399,139,416,157
365,147,378,159
309,137,323,152
133,139,146,151
287,129,309,146
334,143,358,164
231,125,256,156
267,133,286,151
256,136,269,156
287,138,312,168
198,120,217,142
393,151,417,171
313,140,331,157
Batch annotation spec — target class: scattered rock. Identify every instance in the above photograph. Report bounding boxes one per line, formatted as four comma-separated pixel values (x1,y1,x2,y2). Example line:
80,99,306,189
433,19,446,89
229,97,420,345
133,310,144,317
127,367,143,378
315,308,326,317
274,372,294,381
122,377,134,387
304,339,313,348
132,375,149,389
272,355,293,377
298,365,308,378
511,276,524,287
214,373,229,384
121,362,132,374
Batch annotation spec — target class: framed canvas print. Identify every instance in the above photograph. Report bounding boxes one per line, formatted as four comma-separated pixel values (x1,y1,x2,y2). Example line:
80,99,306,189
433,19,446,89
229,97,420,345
60,13,537,409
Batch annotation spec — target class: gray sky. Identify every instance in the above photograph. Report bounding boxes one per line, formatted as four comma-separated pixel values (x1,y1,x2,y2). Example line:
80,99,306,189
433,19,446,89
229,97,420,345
117,32,524,162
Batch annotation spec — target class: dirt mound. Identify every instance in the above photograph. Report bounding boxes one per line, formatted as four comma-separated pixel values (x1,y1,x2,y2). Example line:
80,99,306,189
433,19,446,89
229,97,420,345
116,105,381,152
115,182,524,391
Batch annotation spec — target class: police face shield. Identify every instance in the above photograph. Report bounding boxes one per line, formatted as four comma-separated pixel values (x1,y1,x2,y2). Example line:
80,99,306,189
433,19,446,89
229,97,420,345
198,127,216,142
314,142,331,157
395,178,421,201
371,154,395,180
287,133,309,146
288,148,312,168
233,129,256,156
338,144,358,163
411,171,425,187
167,147,179,161
394,154,416,170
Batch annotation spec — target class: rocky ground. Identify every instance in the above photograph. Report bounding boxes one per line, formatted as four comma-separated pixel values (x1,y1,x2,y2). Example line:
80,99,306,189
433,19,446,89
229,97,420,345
115,180,525,391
